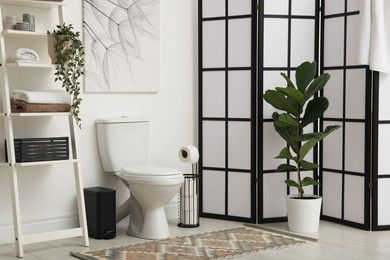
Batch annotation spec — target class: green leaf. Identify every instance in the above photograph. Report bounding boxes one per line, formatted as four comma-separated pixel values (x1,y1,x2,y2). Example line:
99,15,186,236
275,147,294,160
272,113,299,153
281,72,296,89
263,90,299,116
275,86,304,104
302,73,331,103
300,160,319,170
299,125,341,161
293,133,320,142
301,177,320,187
295,61,317,93
301,97,329,127
277,164,297,172
274,113,298,128
285,179,300,188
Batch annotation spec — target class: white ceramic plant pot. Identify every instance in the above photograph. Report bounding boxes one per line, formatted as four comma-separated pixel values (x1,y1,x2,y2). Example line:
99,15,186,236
286,194,322,233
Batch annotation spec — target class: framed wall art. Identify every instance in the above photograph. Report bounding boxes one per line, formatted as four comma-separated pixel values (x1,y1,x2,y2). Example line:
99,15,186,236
83,0,160,92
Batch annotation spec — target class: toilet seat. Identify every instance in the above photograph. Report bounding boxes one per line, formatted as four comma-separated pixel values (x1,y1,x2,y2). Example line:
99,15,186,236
121,165,182,179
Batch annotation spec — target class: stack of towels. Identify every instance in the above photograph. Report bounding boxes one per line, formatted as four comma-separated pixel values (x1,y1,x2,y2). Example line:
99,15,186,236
11,48,39,64
11,89,71,113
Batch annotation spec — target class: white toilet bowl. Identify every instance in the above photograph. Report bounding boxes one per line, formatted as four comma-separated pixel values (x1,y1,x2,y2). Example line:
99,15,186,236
119,165,184,239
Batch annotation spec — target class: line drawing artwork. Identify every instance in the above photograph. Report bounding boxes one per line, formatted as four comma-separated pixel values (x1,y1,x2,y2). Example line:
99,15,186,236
83,0,160,92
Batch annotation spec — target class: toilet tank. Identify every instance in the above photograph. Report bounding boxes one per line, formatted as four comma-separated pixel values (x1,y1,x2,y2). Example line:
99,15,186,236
96,117,149,172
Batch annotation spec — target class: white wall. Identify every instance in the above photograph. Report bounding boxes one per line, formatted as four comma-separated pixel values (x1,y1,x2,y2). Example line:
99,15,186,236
0,0,197,244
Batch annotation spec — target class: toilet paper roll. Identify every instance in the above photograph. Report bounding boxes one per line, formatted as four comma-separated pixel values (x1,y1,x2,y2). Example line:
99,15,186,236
178,145,199,163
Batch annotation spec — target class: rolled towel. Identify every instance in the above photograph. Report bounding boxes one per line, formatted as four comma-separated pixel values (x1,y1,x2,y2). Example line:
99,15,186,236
11,48,39,64
12,89,71,104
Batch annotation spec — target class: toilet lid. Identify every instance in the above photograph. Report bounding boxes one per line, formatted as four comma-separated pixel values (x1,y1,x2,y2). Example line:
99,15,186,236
121,165,182,179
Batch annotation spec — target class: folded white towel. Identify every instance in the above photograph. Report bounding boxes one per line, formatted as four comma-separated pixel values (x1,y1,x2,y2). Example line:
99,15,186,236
358,0,390,73
12,89,71,104
11,48,40,64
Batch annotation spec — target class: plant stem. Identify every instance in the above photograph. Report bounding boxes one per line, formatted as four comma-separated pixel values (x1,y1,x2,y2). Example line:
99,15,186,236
297,110,303,198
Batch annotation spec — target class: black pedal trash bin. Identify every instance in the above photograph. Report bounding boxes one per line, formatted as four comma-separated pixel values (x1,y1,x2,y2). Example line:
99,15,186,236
84,187,116,239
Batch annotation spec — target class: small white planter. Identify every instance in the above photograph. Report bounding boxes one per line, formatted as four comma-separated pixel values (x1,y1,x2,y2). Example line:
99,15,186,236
286,194,322,233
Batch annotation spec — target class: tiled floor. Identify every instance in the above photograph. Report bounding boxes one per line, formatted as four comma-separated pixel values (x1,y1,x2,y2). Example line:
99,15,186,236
1,218,390,259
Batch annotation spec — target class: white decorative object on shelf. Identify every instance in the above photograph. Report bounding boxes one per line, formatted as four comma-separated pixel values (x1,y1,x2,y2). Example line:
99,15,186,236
5,16,17,29
22,13,35,31
14,22,29,31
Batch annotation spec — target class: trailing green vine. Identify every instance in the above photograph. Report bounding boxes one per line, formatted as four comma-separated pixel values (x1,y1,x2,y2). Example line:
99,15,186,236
48,23,84,128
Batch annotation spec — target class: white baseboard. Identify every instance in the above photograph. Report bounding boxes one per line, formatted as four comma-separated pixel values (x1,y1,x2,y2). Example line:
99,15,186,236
0,212,79,245
0,201,179,245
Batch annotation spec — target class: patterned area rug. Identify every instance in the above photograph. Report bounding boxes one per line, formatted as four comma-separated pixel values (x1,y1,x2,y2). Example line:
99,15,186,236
70,224,315,260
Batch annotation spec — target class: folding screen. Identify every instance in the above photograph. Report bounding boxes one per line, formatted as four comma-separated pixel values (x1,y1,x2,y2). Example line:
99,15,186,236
319,0,371,230
198,0,257,222
199,0,390,231
258,0,319,222
372,72,390,230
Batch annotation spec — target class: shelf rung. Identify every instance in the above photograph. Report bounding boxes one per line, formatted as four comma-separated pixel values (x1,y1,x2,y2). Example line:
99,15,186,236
16,159,80,167
0,0,65,8
23,228,83,245
11,112,71,117
2,29,48,37
6,63,55,68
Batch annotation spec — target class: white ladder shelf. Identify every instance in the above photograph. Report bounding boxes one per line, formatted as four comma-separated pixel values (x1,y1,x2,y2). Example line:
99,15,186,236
0,0,89,257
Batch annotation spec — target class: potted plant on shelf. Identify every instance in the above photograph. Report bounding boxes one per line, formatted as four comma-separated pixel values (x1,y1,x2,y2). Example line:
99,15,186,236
48,23,84,128
263,61,340,233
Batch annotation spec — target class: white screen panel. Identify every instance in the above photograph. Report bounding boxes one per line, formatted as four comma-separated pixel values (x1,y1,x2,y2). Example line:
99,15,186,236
322,172,342,218
324,0,344,15
264,19,288,67
323,70,343,118
228,71,251,118
203,21,225,68
345,69,366,119
290,19,315,67
378,178,390,225
263,122,286,170
228,122,251,169
344,175,365,224
228,18,251,68
263,71,287,118
264,0,288,15
345,123,365,173
202,71,225,117
323,17,344,67
202,0,225,18
378,73,390,120
348,0,361,12
228,172,251,218
263,172,287,218
203,121,225,168
202,170,225,214
378,124,390,174
291,0,316,15
228,0,251,16
322,121,343,170
346,15,361,66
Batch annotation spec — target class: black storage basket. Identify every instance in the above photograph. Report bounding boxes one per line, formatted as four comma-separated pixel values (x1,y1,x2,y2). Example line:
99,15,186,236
5,137,69,162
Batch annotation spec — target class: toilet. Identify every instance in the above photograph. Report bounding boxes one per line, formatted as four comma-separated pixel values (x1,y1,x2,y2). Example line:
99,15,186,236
95,117,184,239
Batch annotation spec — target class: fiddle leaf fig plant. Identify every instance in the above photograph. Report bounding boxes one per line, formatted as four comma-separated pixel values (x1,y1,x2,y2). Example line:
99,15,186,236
48,23,84,128
263,61,341,198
